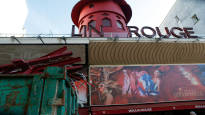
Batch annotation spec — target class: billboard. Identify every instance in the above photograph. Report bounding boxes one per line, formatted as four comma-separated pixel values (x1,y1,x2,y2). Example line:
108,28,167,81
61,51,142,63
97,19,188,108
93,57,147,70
90,64,205,105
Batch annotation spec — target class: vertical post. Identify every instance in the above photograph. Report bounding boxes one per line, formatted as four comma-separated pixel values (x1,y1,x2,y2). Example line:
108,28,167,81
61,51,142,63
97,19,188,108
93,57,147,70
100,25,104,37
83,25,87,38
72,25,75,37
89,26,92,37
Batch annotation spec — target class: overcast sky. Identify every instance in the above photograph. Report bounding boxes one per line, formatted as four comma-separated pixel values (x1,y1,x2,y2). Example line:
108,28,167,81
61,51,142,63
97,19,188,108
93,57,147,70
0,0,176,35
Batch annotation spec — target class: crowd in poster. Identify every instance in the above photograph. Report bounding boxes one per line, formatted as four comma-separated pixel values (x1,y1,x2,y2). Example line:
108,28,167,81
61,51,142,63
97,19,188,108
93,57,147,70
90,64,205,105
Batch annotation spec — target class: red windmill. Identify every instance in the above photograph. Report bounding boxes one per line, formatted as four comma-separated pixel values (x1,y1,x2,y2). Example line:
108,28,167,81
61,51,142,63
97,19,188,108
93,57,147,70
71,0,132,38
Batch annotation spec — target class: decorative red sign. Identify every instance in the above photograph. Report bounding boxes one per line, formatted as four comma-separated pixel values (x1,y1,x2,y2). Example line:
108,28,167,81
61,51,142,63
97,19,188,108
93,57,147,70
128,26,198,38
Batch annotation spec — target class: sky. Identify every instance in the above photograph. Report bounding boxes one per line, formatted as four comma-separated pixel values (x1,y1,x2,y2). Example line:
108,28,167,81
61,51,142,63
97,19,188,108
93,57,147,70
0,0,176,35
0,0,28,34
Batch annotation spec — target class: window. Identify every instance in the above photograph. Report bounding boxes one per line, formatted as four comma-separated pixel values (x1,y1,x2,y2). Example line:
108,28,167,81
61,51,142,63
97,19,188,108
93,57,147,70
89,4,94,8
102,18,111,27
192,14,199,25
88,20,96,28
116,20,123,29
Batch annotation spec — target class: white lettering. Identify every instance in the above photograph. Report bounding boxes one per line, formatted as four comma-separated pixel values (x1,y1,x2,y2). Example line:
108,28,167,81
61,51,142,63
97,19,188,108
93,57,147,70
195,105,205,109
128,108,152,113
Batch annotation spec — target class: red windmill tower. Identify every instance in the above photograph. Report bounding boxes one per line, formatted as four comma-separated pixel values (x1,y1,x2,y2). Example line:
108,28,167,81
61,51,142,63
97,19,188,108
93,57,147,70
71,0,132,37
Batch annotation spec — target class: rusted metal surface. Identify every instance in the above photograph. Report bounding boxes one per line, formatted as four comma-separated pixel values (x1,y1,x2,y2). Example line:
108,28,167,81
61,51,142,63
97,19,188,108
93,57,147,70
0,45,85,114
0,77,34,115
48,91,65,106
0,67,80,115
40,67,79,115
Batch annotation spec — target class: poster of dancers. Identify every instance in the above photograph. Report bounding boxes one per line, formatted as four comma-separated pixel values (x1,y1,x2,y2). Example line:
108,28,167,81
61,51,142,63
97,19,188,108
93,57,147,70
90,64,205,105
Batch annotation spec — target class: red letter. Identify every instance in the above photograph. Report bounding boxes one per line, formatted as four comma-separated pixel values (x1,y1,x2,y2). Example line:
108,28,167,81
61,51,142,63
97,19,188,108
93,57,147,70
170,27,186,38
127,26,141,37
141,26,156,38
183,27,198,38
156,27,171,38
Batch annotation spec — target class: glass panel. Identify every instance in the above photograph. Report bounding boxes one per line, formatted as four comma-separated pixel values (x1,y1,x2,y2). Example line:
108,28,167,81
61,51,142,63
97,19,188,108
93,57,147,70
116,20,123,29
102,18,111,27
88,20,96,28
89,4,94,8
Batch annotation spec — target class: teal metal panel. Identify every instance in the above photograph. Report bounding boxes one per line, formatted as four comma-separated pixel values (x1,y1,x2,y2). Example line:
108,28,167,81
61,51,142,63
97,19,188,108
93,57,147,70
41,67,67,115
0,67,79,115
67,80,72,115
27,75,44,115
41,79,65,114
44,67,64,79
0,75,43,115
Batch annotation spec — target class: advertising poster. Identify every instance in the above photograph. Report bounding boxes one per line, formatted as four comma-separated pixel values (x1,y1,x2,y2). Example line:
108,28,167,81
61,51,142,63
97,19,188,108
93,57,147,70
90,64,205,105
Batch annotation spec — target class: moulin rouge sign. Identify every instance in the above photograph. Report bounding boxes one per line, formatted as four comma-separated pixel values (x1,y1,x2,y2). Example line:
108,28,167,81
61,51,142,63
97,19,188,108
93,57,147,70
72,25,198,38
128,26,198,38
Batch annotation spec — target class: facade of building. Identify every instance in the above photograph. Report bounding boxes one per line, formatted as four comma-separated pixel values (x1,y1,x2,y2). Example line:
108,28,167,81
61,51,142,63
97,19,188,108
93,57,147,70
71,0,205,115
1,0,205,115
160,0,205,37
